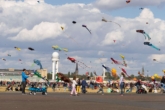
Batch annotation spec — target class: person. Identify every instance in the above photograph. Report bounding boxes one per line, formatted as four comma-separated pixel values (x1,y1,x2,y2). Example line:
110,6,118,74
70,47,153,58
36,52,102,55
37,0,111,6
81,78,87,94
161,75,165,90
21,69,29,95
119,72,125,96
76,78,81,95
135,79,141,92
97,83,104,95
63,82,67,92
70,76,77,96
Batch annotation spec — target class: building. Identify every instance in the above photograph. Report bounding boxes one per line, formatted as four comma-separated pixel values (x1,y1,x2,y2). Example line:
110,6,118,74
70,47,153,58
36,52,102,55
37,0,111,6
0,68,48,82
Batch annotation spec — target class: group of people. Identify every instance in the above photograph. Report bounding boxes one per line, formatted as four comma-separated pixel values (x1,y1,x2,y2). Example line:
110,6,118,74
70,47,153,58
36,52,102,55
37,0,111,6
19,68,165,96
70,77,88,96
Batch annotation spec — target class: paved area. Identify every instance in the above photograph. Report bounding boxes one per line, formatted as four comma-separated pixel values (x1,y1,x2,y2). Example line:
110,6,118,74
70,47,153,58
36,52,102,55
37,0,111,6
0,92,165,110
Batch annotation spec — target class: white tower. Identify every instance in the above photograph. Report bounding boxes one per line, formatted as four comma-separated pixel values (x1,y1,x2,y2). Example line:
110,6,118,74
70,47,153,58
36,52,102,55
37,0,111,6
52,52,59,80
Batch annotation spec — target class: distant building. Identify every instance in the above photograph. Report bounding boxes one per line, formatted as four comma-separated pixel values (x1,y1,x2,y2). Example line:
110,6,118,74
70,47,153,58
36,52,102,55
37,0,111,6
0,68,47,82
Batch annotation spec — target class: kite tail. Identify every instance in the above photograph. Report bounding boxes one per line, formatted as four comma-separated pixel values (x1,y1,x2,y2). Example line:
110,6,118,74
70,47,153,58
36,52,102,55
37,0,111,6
144,33,151,40
151,44,160,51
85,27,92,34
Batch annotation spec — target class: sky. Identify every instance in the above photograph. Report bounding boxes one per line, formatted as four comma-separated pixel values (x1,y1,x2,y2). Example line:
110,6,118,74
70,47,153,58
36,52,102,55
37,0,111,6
0,0,165,77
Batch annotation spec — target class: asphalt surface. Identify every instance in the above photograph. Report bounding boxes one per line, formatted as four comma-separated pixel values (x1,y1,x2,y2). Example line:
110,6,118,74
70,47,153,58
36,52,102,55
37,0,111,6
0,92,165,110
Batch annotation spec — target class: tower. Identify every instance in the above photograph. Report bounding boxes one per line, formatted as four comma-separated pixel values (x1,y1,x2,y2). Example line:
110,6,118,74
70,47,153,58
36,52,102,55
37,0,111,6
52,52,59,80
142,66,144,75
74,63,78,76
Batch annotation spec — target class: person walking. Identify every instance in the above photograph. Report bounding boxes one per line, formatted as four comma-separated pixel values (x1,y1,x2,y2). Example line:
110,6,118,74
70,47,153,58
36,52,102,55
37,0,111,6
70,76,77,96
97,83,104,95
119,72,125,96
21,69,29,95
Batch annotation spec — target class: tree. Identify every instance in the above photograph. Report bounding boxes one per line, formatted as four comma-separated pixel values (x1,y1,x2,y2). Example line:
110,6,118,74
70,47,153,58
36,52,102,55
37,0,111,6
47,73,52,80
68,71,71,77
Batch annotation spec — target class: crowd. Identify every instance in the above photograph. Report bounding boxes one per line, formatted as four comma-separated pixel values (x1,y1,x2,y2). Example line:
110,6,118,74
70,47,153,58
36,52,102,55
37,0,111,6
1,70,165,96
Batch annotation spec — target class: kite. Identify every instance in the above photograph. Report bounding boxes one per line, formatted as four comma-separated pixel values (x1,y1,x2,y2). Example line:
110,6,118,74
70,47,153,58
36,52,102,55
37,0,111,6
111,58,127,67
2,58,6,61
57,72,72,83
14,47,21,51
111,68,118,78
136,30,151,40
33,59,43,69
63,48,68,52
32,70,48,81
82,25,91,34
67,57,76,63
120,54,127,67
138,71,145,77
144,42,160,51
96,76,103,83
102,65,111,72
153,59,164,64
19,59,22,61
126,0,131,3
28,47,34,51
119,67,129,77
139,8,144,10
52,45,68,52
67,57,90,69
93,71,97,76
7,54,11,57
72,21,76,24
52,45,62,51
37,1,40,3
61,26,64,30
102,17,121,27
113,40,116,43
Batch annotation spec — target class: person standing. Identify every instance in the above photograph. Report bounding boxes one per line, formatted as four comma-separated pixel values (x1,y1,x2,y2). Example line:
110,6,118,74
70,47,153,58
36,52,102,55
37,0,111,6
119,72,125,96
21,69,29,95
76,78,81,95
81,78,87,94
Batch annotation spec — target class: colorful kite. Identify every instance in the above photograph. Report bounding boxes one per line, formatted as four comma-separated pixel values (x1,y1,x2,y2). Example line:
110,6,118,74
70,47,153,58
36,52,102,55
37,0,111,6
102,17,121,27
136,30,151,40
14,47,21,51
67,57,90,69
144,42,160,51
120,67,129,77
33,59,43,69
57,72,72,83
32,70,48,81
111,58,127,67
82,25,91,34
120,54,127,67
52,45,62,51
102,65,111,72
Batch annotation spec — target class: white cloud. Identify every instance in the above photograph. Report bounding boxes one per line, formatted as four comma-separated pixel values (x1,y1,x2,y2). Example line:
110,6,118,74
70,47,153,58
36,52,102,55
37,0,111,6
9,22,64,41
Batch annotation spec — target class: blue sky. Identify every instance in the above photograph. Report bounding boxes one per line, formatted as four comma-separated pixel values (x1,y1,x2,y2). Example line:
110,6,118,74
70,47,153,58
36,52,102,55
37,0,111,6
44,0,165,19
44,0,95,5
